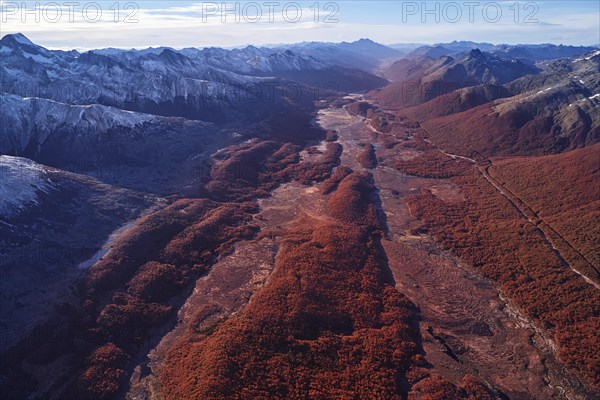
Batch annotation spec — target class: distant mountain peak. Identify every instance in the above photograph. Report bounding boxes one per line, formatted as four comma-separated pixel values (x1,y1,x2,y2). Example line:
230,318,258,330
469,48,484,58
340,38,383,48
1,32,34,46
159,48,178,56
158,48,186,61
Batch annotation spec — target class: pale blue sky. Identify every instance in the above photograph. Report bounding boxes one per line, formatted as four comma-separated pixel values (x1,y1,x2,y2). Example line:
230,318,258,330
1,1,599,49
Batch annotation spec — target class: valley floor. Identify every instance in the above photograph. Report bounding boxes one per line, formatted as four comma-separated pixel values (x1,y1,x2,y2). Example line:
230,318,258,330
127,97,593,399
2,96,597,400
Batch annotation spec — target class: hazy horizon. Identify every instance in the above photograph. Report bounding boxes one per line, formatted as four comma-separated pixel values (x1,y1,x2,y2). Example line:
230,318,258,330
1,1,599,50
2,31,598,53
2,2,600,399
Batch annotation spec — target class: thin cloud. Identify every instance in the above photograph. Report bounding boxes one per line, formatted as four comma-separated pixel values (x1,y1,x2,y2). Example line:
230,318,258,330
1,1,598,49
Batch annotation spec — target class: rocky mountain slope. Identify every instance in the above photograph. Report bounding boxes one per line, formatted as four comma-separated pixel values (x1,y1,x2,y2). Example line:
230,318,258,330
405,41,596,62
1,34,598,400
373,49,539,108
0,156,153,353
420,50,600,157
1,34,385,124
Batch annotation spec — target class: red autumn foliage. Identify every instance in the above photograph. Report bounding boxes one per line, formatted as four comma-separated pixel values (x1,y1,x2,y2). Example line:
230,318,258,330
158,172,423,399
409,374,494,400
59,116,347,399
84,199,215,294
345,101,373,117
158,170,494,399
162,202,259,266
421,102,599,158
328,172,380,227
126,262,186,302
380,133,400,149
0,105,349,400
87,342,130,367
325,130,338,142
291,142,342,184
368,111,400,134
357,144,378,169
0,102,502,399
61,198,262,399
321,165,353,195
393,149,471,178
210,140,280,183
345,101,401,134
95,293,174,344
205,138,341,201
407,167,600,392
70,343,130,400
202,109,335,201
490,143,600,269
401,84,510,122
60,116,347,399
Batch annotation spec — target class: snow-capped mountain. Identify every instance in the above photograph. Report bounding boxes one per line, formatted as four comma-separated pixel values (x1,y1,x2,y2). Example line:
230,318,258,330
0,94,157,156
375,49,540,108
0,154,153,354
283,38,403,71
1,33,388,124
506,48,600,95
0,33,390,195
0,33,343,123
0,155,52,216
178,46,326,75
421,49,541,86
414,49,600,156
1,33,260,121
405,41,597,62
0,93,228,195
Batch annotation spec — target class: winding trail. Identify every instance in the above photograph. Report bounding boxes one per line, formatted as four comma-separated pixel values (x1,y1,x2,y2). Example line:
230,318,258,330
317,100,577,399
422,131,600,290
125,97,592,400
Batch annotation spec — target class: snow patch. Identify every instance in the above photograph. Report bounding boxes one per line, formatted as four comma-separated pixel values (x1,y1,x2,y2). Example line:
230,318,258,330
574,49,600,62
537,86,555,94
21,50,54,64
12,33,33,46
586,49,600,59
0,156,52,216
